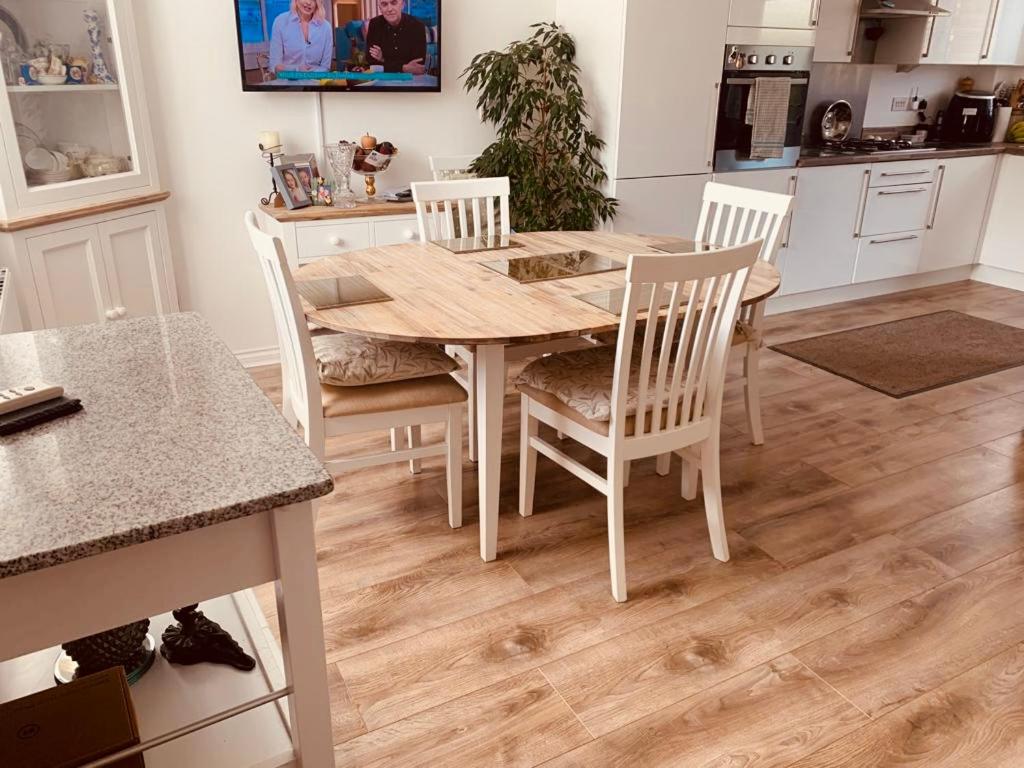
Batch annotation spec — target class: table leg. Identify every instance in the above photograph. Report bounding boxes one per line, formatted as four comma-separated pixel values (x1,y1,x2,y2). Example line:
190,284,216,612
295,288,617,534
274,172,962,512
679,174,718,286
271,501,333,767
475,344,505,562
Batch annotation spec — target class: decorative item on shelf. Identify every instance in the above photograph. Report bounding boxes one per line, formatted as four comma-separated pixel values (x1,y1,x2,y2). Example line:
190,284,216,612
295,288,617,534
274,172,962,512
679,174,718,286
315,176,333,206
82,154,124,177
324,141,358,209
273,162,313,210
18,57,45,86
159,604,256,671
0,6,28,86
55,619,156,685
82,9,116,84
66,56,89,85
282,153,320,199
258,131,285,208
351,137,398,199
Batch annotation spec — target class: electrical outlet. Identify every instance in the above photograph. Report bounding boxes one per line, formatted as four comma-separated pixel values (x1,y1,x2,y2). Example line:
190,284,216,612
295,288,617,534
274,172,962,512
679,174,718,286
892,96,909,111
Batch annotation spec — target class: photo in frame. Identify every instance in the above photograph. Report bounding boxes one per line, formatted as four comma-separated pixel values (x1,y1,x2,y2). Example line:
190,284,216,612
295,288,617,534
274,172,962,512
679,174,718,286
273,163,312,210
283,153,321,191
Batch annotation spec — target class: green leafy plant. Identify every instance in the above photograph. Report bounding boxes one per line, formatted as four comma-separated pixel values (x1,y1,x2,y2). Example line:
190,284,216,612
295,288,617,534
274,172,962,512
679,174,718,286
462,22,617,232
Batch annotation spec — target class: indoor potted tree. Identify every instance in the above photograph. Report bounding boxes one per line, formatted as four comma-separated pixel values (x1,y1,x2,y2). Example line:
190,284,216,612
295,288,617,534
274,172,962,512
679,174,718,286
462,22,617,232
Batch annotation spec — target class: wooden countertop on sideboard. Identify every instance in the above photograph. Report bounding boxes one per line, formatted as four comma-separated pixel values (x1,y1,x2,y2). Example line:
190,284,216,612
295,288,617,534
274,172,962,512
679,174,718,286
259,200,417,222
0,191,172,233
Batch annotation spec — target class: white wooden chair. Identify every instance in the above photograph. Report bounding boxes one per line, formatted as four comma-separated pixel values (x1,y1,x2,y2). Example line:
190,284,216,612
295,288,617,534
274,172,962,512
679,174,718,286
429,154,479,181
516,239,763,602
244,211,466,527
695,182,794,446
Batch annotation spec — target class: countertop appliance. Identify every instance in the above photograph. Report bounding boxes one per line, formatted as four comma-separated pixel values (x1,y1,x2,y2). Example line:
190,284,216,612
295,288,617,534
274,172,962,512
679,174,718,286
714,44,813,172
942,91,996,144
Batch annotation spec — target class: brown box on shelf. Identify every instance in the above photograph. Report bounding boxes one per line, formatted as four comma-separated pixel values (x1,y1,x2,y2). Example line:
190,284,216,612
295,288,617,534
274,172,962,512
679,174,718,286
0,667,144,768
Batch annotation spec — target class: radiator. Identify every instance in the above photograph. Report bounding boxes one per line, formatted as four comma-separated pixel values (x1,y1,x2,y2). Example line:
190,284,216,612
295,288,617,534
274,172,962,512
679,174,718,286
0,268,23,334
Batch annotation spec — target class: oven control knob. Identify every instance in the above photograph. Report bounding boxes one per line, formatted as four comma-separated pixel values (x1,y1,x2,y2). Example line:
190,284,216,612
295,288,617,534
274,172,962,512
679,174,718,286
747,54,759,65
766,54,777,65
783,54,795,65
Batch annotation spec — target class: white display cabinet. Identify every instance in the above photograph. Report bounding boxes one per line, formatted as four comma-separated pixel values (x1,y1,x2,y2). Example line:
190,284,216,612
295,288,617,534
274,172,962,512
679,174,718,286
0,0,174,332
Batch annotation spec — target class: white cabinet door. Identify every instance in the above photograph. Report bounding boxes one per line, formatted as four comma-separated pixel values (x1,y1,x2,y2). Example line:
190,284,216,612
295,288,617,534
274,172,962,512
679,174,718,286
712,168,797,270
97,212,175,321
985,0,1024,64
616,0,728,178
26,224,112,328
921,155,998,272
945,0,998,63
612,175,709,238
782,164,867,295
978,154,1024,272
813,0,861,62
729,0,819,30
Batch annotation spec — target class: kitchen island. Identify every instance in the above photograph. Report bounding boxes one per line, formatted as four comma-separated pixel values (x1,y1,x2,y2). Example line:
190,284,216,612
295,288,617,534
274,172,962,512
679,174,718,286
0,313,335,767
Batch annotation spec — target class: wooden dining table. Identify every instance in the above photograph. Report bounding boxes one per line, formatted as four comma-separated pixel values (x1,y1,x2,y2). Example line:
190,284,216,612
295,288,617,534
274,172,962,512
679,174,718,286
296,231,781,563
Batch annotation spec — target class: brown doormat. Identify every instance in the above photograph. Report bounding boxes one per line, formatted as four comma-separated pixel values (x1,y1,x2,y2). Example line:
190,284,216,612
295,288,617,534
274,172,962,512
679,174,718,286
770,310,1024,398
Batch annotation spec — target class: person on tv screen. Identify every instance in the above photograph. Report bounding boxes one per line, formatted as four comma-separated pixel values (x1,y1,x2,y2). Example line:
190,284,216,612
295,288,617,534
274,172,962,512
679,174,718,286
366,0,427,75
269,0,333,75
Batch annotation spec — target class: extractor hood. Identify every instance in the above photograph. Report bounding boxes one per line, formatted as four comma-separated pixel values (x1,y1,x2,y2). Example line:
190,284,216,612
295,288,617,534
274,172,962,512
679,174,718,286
860,0,951,18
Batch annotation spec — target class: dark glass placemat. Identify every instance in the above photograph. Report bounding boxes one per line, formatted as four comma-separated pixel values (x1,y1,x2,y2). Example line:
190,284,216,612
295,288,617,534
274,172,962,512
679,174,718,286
574,284,676,316
295,276,392,310
479,251,626,284
649,239,716,254
434,236,523,254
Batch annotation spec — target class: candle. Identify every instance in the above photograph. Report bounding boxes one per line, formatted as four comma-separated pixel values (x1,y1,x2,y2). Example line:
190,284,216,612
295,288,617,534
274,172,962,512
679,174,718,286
258,131,281,150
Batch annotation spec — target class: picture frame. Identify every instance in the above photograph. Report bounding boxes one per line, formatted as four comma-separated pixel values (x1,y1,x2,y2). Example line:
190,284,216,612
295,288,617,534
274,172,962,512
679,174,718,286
273,163,312,210
282,154,320,180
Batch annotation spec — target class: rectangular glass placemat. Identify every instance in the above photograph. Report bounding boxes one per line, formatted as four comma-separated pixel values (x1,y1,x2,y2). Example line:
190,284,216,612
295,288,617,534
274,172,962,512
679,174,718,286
295,276,392,310
433,236,523,254
574,284,677,316
479,251,626,284
649,239,717,254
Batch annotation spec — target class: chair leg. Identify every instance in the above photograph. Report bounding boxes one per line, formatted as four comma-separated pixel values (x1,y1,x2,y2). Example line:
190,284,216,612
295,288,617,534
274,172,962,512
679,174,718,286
390,427,401,452
407,425,422,475
681,455,699,501
744,344,765,446
623,460,632,488
446,405,463,529
607,460,628,603
281,398,299,430
519,395,538,518
656,453,671,476
700,432,730,562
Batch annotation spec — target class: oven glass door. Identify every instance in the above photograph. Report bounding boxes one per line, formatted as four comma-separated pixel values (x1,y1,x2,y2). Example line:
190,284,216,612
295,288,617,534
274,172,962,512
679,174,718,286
714,71,808,172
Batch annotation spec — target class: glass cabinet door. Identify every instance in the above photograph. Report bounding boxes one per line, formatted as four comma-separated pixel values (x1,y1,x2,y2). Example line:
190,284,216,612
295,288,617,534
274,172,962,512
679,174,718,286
0,0,152,209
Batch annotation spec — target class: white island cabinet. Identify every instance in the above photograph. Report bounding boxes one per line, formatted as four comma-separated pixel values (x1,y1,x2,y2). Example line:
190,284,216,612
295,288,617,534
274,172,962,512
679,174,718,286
0,0,174,332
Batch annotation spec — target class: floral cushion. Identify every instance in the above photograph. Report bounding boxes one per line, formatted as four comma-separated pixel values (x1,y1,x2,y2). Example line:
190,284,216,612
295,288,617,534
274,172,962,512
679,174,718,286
515,346,678,422
313,334,458,387
595,320,760,348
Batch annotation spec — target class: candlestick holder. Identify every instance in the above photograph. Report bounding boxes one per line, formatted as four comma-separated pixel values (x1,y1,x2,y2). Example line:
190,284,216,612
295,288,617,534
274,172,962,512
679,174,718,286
259,142,285,208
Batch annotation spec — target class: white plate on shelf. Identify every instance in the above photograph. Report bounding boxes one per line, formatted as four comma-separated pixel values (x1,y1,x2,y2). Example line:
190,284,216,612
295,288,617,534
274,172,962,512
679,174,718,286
24,147,57,171
52,151,69,170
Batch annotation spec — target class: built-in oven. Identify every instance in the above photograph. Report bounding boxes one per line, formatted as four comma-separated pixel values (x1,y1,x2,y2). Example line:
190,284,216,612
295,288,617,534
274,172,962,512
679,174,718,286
714,44,812,172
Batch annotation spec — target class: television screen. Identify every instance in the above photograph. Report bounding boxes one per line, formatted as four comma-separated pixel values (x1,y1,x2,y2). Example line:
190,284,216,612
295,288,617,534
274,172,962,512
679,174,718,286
234,0,441,92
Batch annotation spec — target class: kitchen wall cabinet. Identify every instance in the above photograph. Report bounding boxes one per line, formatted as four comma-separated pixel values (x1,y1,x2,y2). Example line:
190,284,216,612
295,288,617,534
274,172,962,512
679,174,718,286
986,0,1024,64
921,155,997,272
782,164,867,294
729,0,821,31
813,0,861,62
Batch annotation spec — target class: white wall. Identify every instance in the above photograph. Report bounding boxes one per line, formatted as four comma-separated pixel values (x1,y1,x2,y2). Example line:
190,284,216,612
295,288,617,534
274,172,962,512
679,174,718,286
135,0,554,358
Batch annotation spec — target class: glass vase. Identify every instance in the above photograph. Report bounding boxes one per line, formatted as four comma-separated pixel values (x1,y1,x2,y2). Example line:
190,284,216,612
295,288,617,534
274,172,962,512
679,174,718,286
324,143,357,209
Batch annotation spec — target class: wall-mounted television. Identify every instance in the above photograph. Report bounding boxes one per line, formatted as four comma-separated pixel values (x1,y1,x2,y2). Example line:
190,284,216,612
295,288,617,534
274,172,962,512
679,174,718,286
234,0,441,92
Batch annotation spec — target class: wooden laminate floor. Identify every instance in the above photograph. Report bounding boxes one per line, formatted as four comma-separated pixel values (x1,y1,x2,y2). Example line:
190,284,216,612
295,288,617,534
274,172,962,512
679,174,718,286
252,279,1024,767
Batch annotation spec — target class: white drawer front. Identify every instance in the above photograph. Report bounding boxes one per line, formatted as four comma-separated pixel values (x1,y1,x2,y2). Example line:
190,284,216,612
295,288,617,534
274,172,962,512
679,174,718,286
854,232,923,283
869,160,938,187
861,184,932,236
373,218,421,247
296,221,371,263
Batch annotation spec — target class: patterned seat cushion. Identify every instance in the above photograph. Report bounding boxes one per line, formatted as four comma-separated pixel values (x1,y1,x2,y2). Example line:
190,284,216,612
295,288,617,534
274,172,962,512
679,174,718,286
594,320,761,349
313,334,458,387
515,346,680,422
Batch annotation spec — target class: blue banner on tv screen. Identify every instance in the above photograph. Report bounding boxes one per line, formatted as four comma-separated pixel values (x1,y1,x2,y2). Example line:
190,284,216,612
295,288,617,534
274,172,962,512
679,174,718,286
279,71,414,82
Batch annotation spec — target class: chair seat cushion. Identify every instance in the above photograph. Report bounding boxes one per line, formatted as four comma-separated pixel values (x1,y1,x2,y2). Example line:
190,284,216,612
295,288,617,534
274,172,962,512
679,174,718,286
313,333,458,387
322,374,467,418
594,320,760,349
515,346,675,423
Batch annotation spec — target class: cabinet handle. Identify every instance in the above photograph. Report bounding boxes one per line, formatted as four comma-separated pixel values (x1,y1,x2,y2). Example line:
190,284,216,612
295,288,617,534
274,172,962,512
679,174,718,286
922,16,936,58
927,164,946,230
810,0,821,26
879,170,930,177
869,235,919,245
846,6,860,57
982,0,1001,59
705,82,720,168
877,188,928,196
782,174,797,248
328,236,344,247
105,309,118,321
854,169,871,238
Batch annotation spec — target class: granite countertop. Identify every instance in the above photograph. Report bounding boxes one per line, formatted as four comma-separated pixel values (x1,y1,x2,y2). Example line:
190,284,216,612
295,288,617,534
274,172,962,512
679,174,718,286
798,142,1024,167
0,313,333,579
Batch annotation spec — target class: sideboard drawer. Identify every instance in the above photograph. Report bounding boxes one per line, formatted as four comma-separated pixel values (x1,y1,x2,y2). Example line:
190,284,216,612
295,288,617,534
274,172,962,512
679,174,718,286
296,221,371,262
373,218,421,247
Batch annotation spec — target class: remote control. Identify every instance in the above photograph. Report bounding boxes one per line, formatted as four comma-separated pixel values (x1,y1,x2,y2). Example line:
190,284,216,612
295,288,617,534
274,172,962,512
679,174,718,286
0,383,64,416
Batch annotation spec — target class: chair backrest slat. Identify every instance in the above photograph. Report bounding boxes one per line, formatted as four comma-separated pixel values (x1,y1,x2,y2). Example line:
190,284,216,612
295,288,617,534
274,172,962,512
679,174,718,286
609,241,763,441
412,178,512,243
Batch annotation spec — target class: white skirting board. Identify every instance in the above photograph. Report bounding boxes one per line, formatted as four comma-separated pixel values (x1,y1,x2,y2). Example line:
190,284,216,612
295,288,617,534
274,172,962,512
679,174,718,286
971,264,1024,292
236,345,282,369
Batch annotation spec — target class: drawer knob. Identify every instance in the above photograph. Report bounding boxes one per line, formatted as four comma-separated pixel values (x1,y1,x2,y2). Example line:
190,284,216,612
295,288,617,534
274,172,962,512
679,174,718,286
105,309,118,321
329,236,344,247
404,229,417,241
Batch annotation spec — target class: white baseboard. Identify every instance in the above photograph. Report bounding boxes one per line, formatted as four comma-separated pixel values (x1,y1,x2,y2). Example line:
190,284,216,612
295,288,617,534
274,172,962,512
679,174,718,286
235,345,280,369
765,266,974,315
971,264,1024,291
